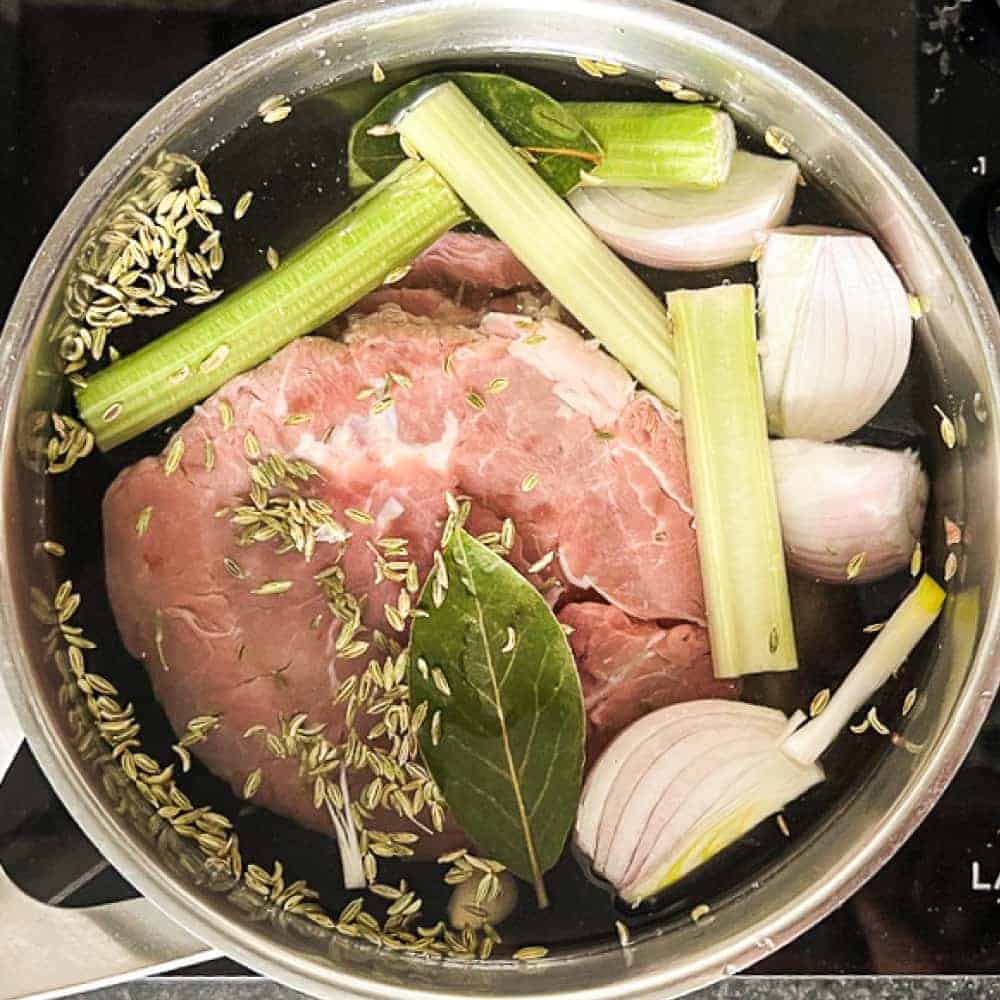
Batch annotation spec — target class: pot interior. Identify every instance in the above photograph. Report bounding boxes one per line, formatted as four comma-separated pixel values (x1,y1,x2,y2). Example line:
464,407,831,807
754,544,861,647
1,2,998,997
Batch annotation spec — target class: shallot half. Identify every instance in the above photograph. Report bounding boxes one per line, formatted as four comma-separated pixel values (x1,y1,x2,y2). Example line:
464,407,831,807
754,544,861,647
575,575,945,905
771,439,928,584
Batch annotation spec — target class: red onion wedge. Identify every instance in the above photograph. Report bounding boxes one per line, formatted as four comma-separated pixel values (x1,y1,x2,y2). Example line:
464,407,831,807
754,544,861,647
576,575,945,905
568,151,799,270
771,439,929,584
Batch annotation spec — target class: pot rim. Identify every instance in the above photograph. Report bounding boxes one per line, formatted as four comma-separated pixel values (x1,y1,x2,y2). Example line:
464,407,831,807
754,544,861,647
2,1,1000,997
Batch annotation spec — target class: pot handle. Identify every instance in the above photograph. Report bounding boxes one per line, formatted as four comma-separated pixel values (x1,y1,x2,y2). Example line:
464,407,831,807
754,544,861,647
0,689,219,1000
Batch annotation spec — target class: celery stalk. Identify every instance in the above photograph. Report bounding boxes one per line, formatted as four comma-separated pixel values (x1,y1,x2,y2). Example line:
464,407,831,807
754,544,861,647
77,160,467,450
397,83,679,408
670,284,797,678
566,102,736,189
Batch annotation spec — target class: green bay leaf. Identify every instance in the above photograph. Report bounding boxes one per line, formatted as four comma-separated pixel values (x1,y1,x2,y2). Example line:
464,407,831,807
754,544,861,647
408,529,585,907
349,72,602,197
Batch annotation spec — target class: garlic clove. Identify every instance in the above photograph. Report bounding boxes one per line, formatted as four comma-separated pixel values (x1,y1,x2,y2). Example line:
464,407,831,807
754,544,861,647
771,439,928,583
757,227,912,441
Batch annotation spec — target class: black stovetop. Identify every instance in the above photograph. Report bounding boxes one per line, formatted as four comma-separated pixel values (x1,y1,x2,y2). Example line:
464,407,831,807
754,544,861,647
5,0,1000,980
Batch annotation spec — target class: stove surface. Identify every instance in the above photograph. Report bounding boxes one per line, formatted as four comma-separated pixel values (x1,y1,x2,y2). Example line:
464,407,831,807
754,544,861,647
4,0,1000,984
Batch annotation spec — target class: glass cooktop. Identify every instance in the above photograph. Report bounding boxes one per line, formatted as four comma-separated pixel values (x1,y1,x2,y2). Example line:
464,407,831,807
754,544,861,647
4,0,1000,983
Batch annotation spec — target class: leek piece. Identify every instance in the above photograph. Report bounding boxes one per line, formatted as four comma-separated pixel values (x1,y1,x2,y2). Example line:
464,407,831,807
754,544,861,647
397,82,679,408
77,159,467,450
566,102,736,189
670,283,797,678
782,573,946,765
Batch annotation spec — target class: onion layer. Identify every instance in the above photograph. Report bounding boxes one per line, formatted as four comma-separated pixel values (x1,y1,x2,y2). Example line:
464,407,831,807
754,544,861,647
771,439,928,583
568,151,799,270
757,227,913,441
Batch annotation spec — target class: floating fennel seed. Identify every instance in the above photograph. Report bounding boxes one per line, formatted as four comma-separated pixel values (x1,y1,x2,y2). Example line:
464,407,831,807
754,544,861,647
777,813,791,838
42,540,66,557
673,88,705,102
203,438,215,471
102,402,123,423
514,946,548,961
863,622,885,634
654,77,683,93
219,400,234,430
575,56,618,78
366,123,397,137
690,903,712,925
910,541,923,577
520,472,539,493
257,93,287,116
867,706,890,736
233,190,254,221
764,125,794,156
430,710,442,747
251,580,293,596
371,60,386,83
615,920,630,948
944,551,959,582
849,718,871,735
465,391,486,411
934,404,957,449
262,105,292,125
223,557,246,579
528,551,555,574
902,688,919,717
243,431,261,460
266,246,280,271
163,437,185,476
846,552,867,581
487,377,509,395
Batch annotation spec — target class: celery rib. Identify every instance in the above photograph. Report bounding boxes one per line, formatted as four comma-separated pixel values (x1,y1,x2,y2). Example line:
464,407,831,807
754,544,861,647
397,83,679,408
566,102,735,189
78,160,467,450
670,284,797,678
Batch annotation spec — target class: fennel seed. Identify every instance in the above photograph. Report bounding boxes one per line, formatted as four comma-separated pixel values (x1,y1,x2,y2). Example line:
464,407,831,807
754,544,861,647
199,344,230,374
910,541,923,577
809,688,830,717
944,516,962,546
383,264,411,285
135,505,154,537
42,540,66,557
850,718,871,735
944,551,958,582
690,903,712,925
102,402,123,423
430,710,442,747
465,391,486,410
768,625,780,654
345,508,374,525
846,552,867,580
674,88,705,102
234,190,254,221
776,814,791,838
520,472,539,492
163,437,185,476
251,580,293,596
371,61,386,83
431,668,451,697
902,688,919,717
366,124,397,137
262,105,292,125
764,125,794,156
528,551,555,574
266,246,281,270
863,622,885,634
243,768,263,799
867,706,890,736
934,404,957,449
487,377,509,394
219,400,234,430
655,78,682,93
513,945,548,961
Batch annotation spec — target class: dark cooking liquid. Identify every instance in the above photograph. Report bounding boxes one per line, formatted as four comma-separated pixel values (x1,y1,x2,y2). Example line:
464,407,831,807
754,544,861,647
41,57,941,954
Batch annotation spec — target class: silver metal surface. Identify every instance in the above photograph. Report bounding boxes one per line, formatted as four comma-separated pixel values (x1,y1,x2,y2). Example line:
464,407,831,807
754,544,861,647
1,1,999,999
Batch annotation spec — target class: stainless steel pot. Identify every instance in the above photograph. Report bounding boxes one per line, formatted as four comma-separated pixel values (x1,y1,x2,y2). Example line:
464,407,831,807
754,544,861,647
2,1,999,998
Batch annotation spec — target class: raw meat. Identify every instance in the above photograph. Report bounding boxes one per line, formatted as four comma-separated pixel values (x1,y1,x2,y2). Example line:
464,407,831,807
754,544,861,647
103,307,705,850
559,602,740,758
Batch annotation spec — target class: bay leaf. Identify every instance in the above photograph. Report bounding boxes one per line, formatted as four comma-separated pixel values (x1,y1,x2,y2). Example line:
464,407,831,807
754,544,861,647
349,72,602,197
408,529,585,907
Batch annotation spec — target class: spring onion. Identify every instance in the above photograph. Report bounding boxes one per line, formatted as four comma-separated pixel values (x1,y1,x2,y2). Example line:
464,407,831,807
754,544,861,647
77,159,467,450
570,151,799,269
670,283,797,678
576,574,945,903
397,82,679,407
565,102,736,189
